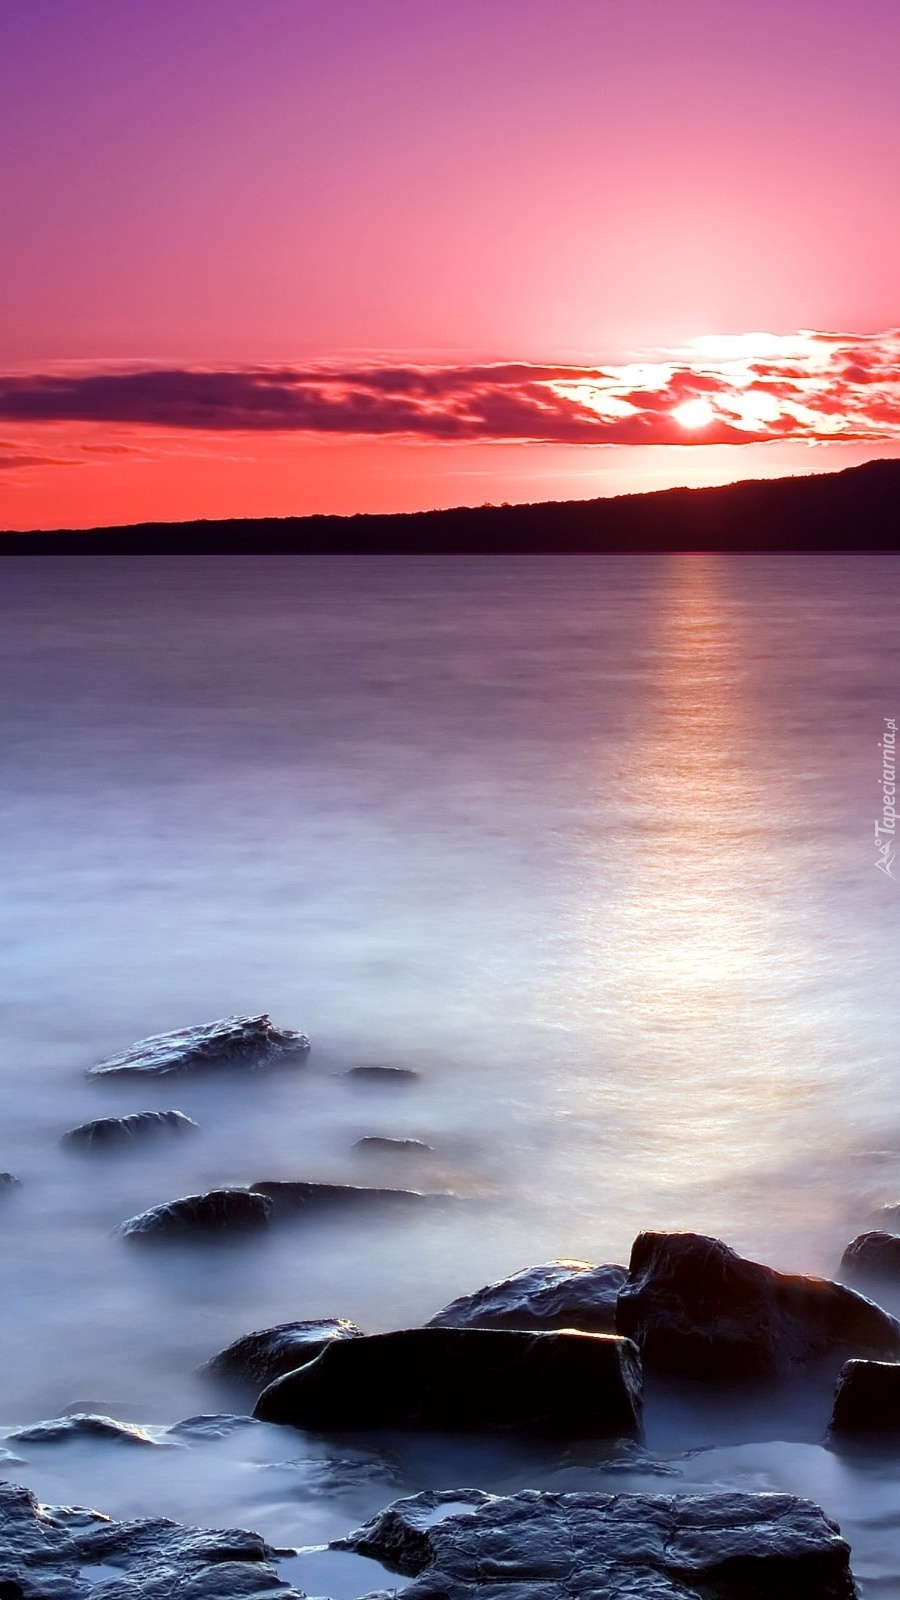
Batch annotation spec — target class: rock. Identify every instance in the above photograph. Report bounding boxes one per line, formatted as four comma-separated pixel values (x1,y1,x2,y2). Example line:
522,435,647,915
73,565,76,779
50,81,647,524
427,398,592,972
9,1414,163,1448
167,1414,260,1441
250,1180,429,1216
428,1260,627,1335
615,1230,900,1382
254,1326,642,1438
840,1231,900,1282
203,1317,365,1389
353,1137,434,1154
116,1188,272,1240
0,1478,301,1600
829,1358,900,1436
343,1065,419,1085
338,1486,857,1599
0,1171,21,1188
866,1202,900,1230
61,1110,199,1149
86,1014,309,1079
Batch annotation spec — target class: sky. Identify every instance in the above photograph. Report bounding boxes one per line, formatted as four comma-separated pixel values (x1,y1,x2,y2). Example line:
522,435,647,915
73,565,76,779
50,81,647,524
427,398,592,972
2,0,900,530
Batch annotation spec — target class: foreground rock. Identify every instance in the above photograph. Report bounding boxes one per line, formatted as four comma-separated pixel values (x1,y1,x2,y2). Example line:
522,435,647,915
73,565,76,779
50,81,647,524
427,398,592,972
255,1326,642,1438
0,1478,300,1600
428,1259,627,1335
87,1013,309,1079
9,1414,162,1448
829,1358,900,1437
203,1317,365,1389
116,1188,272,1240
616,1230,900,1381
251,1179,432,1215
840,1231,900,1283
339,1486,857,1599
62,1110,199,1149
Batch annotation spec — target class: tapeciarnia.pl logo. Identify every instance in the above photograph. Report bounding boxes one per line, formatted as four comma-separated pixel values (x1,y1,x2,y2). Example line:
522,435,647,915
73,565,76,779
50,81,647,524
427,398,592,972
875,716,897,879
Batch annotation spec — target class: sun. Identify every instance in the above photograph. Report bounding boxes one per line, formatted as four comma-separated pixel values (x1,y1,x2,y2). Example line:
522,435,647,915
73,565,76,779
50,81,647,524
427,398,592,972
673,397,716,430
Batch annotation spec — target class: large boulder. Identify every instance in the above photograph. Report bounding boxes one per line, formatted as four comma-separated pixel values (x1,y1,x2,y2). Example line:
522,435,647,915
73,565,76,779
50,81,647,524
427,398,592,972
254,1326,642,1438
203,1317,365,1389
250,1179,431,1215
0,1478,302,1600
829,1358,900,1436
116,1188,272,1240
86,1013,309,1079
616,1231,900,1381
62,1110,198,1149
338,1486,857,1599
839,1231,900,1283
428,1260,627,1335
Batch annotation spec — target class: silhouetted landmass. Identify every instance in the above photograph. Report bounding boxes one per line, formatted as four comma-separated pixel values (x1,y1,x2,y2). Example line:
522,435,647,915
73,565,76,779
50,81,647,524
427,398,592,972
2,457,899,554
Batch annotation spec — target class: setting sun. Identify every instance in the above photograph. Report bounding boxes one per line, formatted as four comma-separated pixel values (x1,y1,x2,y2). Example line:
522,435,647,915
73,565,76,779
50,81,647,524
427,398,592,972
673,397,717,430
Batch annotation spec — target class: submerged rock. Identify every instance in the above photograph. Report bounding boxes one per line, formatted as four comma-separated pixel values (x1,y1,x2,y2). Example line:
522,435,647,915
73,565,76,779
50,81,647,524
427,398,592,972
203,1317,365,1389
9,1414,162,1448
616,1230,900,1381
428,1260,627,1335
250,1179,430,1215
840,1231,900,1283
0,1171,21,1188
343,1065,420,1085
62,1110,199,1149
116,1187,272,1240
254,1326,642,1438
167,1414,260,1441
0,1478,301,1600
353,1136,434,1154
338,1486,857,1599
86,1013,309,1079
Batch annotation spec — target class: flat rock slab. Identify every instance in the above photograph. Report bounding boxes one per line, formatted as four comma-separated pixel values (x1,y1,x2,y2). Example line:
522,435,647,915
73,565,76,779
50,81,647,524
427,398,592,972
829,1358,900,1436
116,1188,272,1240
0,1478,301,1600
62,1110,199,1148
204,1317,366,1389
340,1487,857,1600
428,1260,627,1335
616,1231,900,1382
353,1137,434,1154
343,1066,420,1085
254,1326,642,1438
86,1013,309,1079
251,1180,433,1215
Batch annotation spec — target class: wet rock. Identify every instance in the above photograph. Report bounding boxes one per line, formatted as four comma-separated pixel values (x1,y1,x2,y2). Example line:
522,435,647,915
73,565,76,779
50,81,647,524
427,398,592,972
254,1326,642,1439
116,1188,272,1240
203,1318,365,1389
338,1486,857,1599
9,1415,162,1448
61,1110,199,1149
428,1260,627,1335
262,1453,404,1497
616,1230,900,1382
167,1414,260,1441
86,1014,309,1079
353,1137,433,1154
343,1065,419,1085
0,1478,300,1600
840,1231,900,1283
0,1171,21,1189
250,1180,429,1216
829,1358,900,1436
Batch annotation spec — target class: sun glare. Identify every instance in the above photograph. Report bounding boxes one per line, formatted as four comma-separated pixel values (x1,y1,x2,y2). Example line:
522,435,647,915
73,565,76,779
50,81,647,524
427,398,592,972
672,397,716,430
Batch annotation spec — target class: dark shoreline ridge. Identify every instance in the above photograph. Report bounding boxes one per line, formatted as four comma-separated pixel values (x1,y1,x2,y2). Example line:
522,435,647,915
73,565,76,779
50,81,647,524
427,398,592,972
3,456,900,553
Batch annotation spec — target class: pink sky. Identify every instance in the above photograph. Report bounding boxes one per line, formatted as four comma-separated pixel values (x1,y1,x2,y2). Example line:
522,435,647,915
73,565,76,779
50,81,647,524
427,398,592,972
2,0,899,529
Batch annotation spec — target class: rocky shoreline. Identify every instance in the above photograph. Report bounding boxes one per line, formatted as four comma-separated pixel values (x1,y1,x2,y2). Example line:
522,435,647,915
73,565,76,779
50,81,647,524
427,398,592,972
7,1014,900,1597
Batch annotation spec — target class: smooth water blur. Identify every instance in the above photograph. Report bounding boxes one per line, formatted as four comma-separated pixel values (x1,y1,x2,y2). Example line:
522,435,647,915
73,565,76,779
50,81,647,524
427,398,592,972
1,553,900,1583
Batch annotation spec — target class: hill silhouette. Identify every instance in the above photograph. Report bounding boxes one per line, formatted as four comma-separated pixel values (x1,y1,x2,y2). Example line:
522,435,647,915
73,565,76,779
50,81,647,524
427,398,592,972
2,457,899,554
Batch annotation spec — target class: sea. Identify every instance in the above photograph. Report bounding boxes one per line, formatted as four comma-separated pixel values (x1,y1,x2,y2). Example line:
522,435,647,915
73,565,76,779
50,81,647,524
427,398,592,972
1,551,899,1594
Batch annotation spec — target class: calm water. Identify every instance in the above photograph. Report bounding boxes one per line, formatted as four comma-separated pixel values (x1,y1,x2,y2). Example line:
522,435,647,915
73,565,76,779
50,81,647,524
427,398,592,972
1,553,899,1592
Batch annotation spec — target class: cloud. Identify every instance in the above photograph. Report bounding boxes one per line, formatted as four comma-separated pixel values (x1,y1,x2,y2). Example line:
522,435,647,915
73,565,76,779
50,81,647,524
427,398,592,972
0,330,898,447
